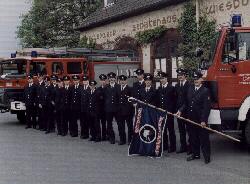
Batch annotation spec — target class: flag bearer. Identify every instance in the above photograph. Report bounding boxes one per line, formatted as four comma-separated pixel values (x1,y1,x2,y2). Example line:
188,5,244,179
157,72,176,152
177,70,211,164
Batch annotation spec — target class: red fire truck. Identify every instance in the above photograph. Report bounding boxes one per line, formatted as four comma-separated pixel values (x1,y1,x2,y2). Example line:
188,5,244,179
198,16,250,146
0,49,140,123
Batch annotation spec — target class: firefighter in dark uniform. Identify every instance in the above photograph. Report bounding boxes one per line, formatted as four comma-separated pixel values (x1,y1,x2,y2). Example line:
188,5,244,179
87,80,101,142
97,74,108,141
117,75,133,145
138,73,156,105
70,75,81,137
177,70,211,164
24,74,37,129
157,72,176,152
50,75,58,132
37,73,45,130
105,72,119,144
175,68,191,154
132,69,145,99
80,75,90,139
39,76,53,134
61,75,71,136
55,78,64,135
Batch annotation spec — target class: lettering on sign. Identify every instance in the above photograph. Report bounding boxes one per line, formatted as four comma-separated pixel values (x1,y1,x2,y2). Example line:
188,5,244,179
205,0,249,15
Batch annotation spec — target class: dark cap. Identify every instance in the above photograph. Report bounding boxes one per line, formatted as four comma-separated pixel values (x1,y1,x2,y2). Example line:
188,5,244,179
99,74,107,80
135,69,144,75
89,80,97,86
72,75,80,80
82,75,89,81
192,70,203,80
63,75,70,81
51,75,58,81
176,68,188,75
144,73,153,81
158,72,168,78
107,72,116,79
44,76,50,81
118,75,127,81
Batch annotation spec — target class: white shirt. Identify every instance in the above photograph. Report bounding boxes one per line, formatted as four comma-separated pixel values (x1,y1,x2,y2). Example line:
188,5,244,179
83,85,89,90
195,85,202,91
121,84,127,91
29,83,33,87
145,86,151,92
110,82,115,88
139,79,144,85
65,85,69,90
162,82,168,88
39,81,43,85
75,83,79,89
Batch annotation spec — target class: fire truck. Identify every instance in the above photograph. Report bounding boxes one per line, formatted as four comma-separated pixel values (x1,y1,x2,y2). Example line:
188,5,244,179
0,48,140,123
197,15,250,146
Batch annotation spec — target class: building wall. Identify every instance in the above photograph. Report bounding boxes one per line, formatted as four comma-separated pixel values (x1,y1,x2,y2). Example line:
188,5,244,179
80,0,250,73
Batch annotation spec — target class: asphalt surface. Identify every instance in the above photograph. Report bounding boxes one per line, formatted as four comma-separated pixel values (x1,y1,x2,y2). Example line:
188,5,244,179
0,113,249,184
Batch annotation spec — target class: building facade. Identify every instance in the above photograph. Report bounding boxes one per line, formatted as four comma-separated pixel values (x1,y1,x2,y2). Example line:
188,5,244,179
77,0,250,78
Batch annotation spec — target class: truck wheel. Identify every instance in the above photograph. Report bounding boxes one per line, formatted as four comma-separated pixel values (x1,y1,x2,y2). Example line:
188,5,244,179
17,112,26,124
244,120,250,148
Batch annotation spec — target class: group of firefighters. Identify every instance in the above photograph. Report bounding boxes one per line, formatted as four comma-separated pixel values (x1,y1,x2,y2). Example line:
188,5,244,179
23,68,211,164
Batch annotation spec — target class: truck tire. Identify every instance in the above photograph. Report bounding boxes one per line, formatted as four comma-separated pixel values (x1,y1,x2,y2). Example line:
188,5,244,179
17,112,26,124
244,120,250,148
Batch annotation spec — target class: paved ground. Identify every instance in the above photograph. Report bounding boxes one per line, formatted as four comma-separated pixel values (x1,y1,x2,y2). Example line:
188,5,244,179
0,113,249,184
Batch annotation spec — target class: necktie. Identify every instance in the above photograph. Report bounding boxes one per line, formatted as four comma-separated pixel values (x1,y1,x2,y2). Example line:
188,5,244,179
180,82,183,87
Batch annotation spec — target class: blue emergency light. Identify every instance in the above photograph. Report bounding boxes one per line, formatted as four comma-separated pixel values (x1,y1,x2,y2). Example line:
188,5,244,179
11,53,16,58
31,51,38,57
232,14,242,27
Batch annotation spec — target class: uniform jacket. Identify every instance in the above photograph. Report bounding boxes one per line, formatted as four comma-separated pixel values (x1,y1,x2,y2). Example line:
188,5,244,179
156,83,176,112
179,85,211,123
70,85,82,111
117,85,133,116
24,83,37,107
40,85,53,107
87,88,101,115
55,87,63,111
104,83,119,113
81,85,89,112
97,86,106,110
132,81,145,99
61,86,71,110
139,86,157,105
175,80,190,113
36,82,44,106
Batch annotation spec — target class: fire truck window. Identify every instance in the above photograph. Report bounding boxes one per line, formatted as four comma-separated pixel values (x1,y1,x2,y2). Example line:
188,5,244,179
52,62,63,75
238,33,250,60
67,62,82,74
222,36,237,63
0,60,26,76
30,62,46,75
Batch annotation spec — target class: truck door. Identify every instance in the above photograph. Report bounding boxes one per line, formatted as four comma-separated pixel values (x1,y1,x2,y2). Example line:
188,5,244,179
217,31,250,108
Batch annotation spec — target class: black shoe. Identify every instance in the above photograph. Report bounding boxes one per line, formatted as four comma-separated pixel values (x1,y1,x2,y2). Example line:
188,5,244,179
187,154,200,161
187,150,192,155
45,131,50,134
61,133,66,136
102,137,107,141
176,148,187,154
204,158,210,164
25,126,31,129
118,141,126,145
168,148,176,153
95,138,101,142
89,137,95,141
71,134,78,137
110,139,115,144
80,135,89,139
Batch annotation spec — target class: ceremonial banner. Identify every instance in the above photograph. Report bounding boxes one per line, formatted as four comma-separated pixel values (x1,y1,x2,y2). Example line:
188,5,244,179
128,104,167,157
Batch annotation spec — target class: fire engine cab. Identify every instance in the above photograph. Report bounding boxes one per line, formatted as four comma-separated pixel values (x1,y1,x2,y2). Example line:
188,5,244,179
0,48,140,123
198,15,250,146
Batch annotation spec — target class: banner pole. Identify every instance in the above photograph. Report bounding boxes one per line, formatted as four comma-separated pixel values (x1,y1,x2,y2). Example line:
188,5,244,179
127,96,241,143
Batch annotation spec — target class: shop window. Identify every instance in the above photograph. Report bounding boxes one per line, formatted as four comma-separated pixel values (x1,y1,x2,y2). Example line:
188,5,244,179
52,62,63,75
155,58,167,73
67,62,82,74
